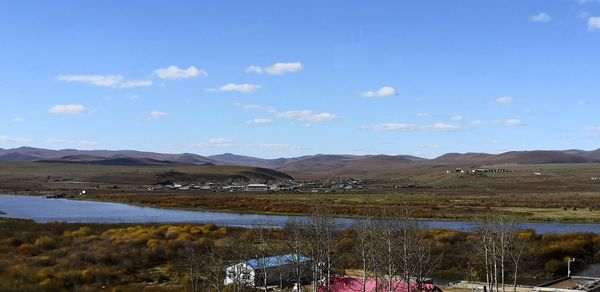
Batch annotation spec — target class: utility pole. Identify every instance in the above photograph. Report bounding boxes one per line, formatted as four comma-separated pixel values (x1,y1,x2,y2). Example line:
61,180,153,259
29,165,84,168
567,258,575,278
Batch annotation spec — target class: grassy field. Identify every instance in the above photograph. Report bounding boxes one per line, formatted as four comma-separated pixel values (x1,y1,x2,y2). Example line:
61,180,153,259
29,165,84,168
80,191,600,223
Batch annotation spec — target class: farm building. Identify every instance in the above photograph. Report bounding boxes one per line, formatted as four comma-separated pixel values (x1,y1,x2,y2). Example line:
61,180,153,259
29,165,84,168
224,254,311,288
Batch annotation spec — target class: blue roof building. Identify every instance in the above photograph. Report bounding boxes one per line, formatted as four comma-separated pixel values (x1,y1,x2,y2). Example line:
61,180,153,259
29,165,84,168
225,254,312,288
245,254,311,269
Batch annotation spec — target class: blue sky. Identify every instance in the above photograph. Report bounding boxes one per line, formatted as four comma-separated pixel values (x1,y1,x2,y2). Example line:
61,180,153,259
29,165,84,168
1,0,600,158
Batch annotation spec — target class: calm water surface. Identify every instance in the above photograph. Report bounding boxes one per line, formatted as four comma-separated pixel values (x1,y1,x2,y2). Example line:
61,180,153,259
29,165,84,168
1,194,599,234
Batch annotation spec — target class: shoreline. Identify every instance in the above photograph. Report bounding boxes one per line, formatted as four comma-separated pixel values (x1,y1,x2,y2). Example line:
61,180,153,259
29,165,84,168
2,192,600,225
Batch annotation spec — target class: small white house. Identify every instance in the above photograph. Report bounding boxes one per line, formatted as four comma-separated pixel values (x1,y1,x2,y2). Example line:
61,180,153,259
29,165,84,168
245,183,269,192
224,254,311,288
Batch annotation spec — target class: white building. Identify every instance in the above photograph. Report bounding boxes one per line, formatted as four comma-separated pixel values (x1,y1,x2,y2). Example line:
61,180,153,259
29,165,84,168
245,183,269,192
224,254,311,288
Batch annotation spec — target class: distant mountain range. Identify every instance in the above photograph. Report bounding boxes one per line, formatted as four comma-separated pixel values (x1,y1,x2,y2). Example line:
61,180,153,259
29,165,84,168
1,146,599,177
0,147,218,165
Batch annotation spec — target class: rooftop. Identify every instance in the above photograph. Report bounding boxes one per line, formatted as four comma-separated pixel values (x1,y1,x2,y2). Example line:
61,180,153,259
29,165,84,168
245,254,310,269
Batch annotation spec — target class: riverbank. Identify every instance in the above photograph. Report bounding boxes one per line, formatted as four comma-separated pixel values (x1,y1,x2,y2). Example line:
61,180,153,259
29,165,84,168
78,191,600,224
4,190,600,224
3,194,600,234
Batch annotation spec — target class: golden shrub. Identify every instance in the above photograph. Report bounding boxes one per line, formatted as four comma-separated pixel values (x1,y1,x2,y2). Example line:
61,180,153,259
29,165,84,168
2,237,22,247
64,226,93,238
34,236,57,249
19,243,39,256
189,226,204,235
146,239,161,249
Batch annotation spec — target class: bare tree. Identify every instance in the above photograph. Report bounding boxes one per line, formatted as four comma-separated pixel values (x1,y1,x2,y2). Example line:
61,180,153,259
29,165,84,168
412,227,442,292
472,216,496,292
353,215,376,292
472,213,522,292
374,207,403,292
306,202,342,292
510,234,528,292
252,221,274,292
285,217,310,291
183,244,203,292
494,215,519,292
200,243,228,292
397,207,419,292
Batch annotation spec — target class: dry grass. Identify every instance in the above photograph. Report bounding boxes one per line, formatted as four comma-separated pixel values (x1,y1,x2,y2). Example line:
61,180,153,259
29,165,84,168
82,191,600,222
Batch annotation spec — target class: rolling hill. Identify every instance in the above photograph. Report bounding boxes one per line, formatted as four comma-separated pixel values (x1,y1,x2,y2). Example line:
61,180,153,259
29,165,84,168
0,147,218,165
1,146,600,179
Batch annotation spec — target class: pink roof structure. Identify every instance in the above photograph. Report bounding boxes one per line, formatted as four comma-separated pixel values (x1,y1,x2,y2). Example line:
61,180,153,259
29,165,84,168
318,276,440,292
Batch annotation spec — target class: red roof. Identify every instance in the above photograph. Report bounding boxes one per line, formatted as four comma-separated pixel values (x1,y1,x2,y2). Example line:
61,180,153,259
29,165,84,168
318,276,439,292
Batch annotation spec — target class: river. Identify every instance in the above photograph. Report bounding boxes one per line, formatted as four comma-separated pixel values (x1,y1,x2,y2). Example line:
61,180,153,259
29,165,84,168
1,194,599,234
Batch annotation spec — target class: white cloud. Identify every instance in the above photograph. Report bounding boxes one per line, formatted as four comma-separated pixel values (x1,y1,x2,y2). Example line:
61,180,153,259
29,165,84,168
11,118,25,123
153,65,207,79
588,17,600,30
417,112,430,118
149,111,168,119
246,118,272,125
371,122,460,132
243,104,262,110
194,138,233,149
493,96,515,105
530,12,551,23
431,123,460,131
265,62,303,74
472,118,525,126
0,135,32,143
246,62,304,75
57,75,152,88
249,143,302,151
450,115,464,121
128,94,139,100
503,119,524,126
245,65,264,74
207,83,261,93
234,102,278,113
49,104,87,115
363,86,397,97
277,110,338,123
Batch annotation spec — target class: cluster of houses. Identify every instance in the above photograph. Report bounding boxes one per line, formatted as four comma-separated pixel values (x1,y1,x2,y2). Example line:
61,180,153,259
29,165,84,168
148,181,297,192
147,178,370,193
446,168,513,174
296,179,369,193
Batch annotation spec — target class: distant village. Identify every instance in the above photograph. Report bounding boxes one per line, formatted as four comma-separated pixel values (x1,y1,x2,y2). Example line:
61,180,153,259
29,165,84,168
147,178,371,193
445,167,513,174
